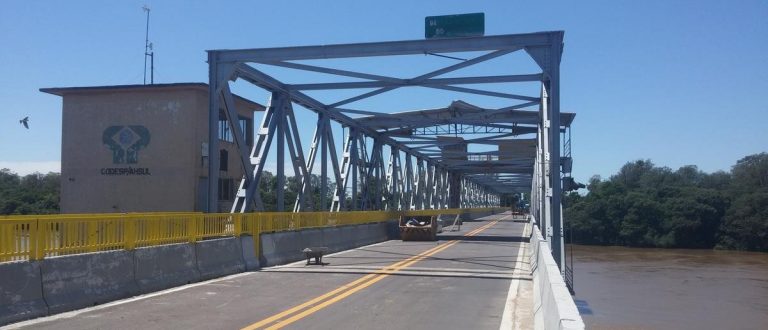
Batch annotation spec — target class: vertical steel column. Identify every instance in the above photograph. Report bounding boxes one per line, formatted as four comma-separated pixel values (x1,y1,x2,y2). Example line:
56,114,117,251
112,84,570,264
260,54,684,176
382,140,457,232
541,85,553,243
362,140,384,210
396,153,406,210
425,163,434,209
276,95,286,212
385,148,395,210
547,33,565,273
355,135,369,210
207,52,220,213
448,172,461,209
376,143,385,210
535,114,544,230
405,155,414,209
320,114,328,211
414,158,425,209
433,169,441,209
350,129,359,210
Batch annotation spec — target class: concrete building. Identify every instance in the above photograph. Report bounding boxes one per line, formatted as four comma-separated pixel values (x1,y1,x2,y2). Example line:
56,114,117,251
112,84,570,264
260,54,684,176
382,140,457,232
41,83,263,213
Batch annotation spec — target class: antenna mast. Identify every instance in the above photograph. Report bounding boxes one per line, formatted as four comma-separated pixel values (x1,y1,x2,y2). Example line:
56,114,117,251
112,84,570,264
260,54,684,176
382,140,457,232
142,5,154,85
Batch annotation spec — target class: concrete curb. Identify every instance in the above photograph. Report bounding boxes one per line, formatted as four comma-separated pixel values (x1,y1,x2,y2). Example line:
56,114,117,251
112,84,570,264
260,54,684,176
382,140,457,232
0,261,48,326
41,250,139,314
134,243,200,293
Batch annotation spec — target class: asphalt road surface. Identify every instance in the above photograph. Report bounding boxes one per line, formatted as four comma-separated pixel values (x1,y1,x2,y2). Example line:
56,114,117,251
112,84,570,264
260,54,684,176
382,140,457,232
4,212,533,330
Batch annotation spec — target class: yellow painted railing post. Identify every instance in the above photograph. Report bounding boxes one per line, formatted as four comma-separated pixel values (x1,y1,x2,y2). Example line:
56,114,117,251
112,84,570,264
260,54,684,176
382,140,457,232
87,218,98,253
124,215,136,250
29,218,43,261
188,214,198,243
252,214,260,259
234,214,242,237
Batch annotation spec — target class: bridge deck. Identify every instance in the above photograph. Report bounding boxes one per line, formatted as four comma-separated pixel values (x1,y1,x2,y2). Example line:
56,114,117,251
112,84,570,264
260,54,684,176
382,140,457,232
5,213,532,330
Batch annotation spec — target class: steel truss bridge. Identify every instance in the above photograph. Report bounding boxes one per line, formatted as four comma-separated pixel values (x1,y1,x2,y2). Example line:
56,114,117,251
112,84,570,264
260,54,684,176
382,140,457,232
206,31,574,271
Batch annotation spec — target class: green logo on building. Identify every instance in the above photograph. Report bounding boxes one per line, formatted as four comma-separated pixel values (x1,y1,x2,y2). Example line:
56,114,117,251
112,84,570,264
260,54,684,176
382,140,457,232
102,125,151,164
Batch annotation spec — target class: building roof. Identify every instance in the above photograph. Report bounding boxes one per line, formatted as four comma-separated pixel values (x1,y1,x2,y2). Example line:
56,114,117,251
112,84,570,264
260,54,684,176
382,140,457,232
40,83,264,110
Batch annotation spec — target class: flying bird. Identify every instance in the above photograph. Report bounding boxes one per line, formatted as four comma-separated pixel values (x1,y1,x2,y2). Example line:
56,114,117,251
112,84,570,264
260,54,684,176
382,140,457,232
19,116,29,129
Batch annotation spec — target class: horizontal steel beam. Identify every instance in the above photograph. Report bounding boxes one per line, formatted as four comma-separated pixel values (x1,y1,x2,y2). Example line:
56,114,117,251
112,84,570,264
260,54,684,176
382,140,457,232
212,32,559,62
288,74,543,91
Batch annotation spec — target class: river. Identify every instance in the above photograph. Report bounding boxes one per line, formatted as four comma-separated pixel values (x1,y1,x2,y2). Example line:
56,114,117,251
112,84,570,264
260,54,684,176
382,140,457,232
570,245,768,330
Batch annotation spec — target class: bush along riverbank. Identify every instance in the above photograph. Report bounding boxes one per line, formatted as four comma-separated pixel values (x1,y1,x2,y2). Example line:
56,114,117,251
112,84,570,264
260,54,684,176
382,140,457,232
564,153,768,252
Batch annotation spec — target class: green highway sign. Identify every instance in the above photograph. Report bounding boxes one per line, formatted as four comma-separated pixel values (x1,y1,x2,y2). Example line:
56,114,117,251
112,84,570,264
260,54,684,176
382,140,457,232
425,13,485,39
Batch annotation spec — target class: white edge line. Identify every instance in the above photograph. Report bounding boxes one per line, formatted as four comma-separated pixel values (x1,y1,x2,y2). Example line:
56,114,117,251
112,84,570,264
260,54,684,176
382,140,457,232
499,221,529,330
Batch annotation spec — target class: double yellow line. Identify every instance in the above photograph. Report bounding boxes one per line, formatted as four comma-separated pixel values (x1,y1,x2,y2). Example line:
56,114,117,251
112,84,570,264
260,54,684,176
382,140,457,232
242,219,500,330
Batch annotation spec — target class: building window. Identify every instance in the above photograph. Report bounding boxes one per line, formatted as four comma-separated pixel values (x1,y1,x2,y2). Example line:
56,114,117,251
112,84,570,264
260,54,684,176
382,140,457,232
219,118,233,142
218,178,235,201
219,111,253,146
219,149,228,172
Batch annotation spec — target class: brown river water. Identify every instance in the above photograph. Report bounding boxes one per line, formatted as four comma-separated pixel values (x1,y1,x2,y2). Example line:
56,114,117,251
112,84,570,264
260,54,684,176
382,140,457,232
570,245,768,330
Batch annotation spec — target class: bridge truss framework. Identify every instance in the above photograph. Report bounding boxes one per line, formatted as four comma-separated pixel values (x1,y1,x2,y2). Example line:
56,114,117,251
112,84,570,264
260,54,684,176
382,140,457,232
206,31,572,272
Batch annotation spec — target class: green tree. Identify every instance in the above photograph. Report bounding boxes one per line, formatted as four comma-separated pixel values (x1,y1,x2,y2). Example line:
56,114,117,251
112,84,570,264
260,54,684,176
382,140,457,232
717,153,768,251
0,169,60,215
718,192,768,251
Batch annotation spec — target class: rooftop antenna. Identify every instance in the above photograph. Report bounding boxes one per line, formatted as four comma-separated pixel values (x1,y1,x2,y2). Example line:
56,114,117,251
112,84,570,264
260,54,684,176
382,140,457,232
142,5,154,85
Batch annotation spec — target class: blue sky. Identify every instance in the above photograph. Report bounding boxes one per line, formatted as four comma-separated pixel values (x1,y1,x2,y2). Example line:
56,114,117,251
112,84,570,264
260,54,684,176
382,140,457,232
1,0,766,186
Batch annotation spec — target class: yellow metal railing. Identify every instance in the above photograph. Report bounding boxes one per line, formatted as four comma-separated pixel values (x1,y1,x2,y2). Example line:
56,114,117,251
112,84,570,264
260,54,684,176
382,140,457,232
0,207,505,262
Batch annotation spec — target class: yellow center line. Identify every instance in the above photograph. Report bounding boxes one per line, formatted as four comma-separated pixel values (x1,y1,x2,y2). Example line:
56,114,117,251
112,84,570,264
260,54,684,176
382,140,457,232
243,219,501,330
265,239,466,330
242,238,460,330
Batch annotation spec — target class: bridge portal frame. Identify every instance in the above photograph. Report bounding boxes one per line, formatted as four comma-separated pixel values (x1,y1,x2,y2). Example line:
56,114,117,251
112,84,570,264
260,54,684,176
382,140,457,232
206,31,567,271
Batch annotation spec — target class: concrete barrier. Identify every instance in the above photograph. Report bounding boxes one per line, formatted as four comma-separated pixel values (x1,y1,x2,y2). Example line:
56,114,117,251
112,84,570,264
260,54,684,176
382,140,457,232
41,250,139,314
370,223,387,244
195,237,245,280
324,227,343,253
0,261,48,326
302,228,325,249
240,236,260,271
386,220,401,239
530,222,585,330
373,222,389,242
339,225,356,250
358,224,373,246
260,231,301,267
134,243,200,293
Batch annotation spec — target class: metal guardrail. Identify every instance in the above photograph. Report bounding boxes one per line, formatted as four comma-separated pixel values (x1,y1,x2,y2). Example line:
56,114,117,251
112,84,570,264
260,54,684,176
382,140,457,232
0,208,504,262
